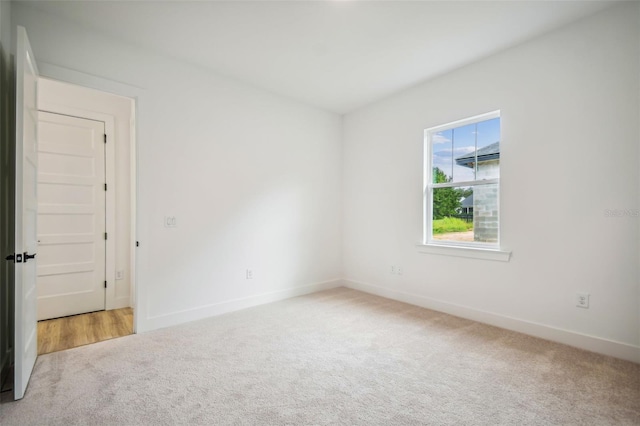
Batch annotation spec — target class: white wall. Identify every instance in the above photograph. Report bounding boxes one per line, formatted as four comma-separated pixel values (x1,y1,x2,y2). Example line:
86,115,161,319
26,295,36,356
12,4,343,332
343,3,640,362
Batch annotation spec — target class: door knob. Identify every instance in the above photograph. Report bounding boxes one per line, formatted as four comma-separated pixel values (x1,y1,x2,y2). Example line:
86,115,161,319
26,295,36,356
5,253,23,263
24,252,36,262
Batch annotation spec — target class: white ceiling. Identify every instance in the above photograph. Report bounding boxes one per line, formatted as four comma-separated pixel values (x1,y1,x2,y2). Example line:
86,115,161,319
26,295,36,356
22,1,615,114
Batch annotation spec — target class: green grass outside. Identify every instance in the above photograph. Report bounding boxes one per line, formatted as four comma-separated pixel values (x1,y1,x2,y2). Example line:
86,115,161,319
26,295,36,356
432,217,473,234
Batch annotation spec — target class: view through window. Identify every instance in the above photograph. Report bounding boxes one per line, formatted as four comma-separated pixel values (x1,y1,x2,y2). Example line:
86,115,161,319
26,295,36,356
425,112,500,247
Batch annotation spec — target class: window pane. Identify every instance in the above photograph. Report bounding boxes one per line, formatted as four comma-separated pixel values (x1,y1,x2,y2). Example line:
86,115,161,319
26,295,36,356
432,186,473,243
472,183,499,243
445,117,501,182
452,123,476,183
431,129,452,183
475,117,500,180
476,117,500,150
431,183,498,244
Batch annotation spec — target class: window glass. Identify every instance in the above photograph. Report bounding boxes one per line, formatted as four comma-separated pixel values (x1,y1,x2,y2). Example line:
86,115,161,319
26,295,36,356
426,112,500,247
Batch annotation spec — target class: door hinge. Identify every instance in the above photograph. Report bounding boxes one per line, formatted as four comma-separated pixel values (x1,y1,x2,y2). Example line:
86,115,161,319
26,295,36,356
104,134,107,143
104,183,107,191
104,232,108,240
104,281,107,288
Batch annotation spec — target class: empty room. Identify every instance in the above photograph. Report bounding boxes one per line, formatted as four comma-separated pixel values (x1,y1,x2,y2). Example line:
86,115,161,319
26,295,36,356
1,1,639,424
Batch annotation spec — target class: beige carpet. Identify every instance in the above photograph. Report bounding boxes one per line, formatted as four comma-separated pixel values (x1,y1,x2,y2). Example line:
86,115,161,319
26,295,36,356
1,288,638,425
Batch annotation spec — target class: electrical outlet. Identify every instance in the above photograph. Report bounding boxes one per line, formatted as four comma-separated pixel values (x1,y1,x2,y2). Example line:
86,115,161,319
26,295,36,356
390,265,396,274
576,293,590,309
246,269,254,280
115,270,124,280
397,267,403,275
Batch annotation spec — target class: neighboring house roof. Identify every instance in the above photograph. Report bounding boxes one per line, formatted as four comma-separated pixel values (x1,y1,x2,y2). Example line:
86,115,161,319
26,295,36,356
461,194,473,208
455,141,500,168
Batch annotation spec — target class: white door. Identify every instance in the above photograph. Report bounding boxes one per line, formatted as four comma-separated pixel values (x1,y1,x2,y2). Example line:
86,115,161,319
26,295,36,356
14,26,39,401
37,112,106,320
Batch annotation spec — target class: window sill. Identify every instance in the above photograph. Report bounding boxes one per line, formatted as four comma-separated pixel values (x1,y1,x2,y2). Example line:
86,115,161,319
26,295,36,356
417,243,511,262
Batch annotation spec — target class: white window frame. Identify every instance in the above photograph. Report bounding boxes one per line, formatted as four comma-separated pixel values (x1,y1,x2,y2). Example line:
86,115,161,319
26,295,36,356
421,111,510,261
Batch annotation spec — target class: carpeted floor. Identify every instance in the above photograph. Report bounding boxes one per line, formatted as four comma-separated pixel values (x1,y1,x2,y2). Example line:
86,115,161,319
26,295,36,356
1,287,638,425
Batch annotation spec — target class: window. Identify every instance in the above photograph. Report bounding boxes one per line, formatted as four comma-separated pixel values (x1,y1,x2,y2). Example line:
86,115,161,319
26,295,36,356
424,111,500,249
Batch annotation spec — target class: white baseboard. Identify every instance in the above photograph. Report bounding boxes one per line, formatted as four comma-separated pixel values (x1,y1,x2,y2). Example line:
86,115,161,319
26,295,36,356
344,279,640,364
111,297,132,310
138,279,343,333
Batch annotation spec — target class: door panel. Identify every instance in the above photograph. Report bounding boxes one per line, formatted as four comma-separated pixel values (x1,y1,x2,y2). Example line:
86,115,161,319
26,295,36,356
14,25,39,401
37,112,106,321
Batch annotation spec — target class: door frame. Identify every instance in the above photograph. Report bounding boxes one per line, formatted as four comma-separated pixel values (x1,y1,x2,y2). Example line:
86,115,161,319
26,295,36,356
35,64,140,330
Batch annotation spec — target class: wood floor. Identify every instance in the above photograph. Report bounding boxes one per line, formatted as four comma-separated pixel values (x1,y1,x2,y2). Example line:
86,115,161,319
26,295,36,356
37,308,133,355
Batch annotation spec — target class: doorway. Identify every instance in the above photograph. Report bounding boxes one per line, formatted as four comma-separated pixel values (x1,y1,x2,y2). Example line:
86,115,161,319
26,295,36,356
35,77,136,353
37,308,132,355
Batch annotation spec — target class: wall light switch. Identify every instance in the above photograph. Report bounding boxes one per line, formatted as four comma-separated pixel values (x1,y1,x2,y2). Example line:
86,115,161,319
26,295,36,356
164,216,177,228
